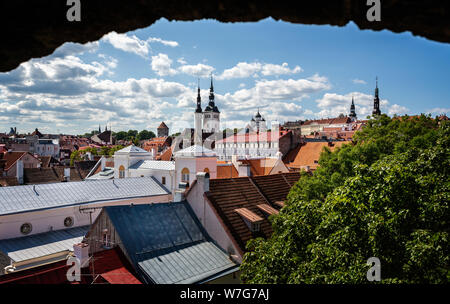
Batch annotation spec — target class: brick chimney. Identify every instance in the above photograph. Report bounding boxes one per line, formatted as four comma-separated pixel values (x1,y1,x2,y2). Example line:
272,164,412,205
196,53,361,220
196,172,210,193
73,243,90,268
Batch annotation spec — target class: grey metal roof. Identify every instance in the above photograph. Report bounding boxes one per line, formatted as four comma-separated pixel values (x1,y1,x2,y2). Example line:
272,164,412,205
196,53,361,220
0,226,89,262
104,202,237,284
129,160,175,171
86,167,115,180
138,241,238,284
115,145,150,154
0,177,170,216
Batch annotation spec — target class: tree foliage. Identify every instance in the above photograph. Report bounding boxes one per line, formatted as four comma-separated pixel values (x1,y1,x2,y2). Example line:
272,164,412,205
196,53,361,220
240,115,449,283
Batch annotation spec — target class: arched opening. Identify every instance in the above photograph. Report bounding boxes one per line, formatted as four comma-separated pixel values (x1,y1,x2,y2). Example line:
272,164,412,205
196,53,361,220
181,167,190,185
119,165,125,178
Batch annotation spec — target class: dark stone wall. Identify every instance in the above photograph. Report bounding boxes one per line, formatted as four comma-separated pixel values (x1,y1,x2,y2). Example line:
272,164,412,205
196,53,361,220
0,0,449,72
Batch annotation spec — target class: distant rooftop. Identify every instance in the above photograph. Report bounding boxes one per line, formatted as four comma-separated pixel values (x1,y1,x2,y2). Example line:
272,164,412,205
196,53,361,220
174,145,216,157
129,160,175,171
115,145,150,154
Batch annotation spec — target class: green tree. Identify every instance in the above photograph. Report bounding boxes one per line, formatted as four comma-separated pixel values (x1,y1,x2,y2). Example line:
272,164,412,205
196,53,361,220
114,131,128,141
69,150,82,166
137,130,156,141
240,115,449,284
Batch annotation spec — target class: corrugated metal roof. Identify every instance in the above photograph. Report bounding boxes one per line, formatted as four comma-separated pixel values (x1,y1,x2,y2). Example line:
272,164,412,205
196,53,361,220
138,241,238,284
129,160,175,171
0,177,170,216
0,226,89,262
104,203,236,284
115,145,150,154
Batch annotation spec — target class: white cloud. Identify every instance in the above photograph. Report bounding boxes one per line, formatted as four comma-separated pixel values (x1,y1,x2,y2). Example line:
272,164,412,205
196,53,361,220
425,107,450,116
314,92,408,118
177,57,187,65
217,62,262,80
147,37,178,47
102,32,150,58
178,63,215,77
261,62,302,76
151,53,178,76
353,78,367,85
217,61,303,80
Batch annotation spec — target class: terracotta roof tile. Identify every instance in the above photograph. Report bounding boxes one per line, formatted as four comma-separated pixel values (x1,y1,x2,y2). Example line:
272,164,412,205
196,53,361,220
284,141,345,169
216,164,239,179
205,172,300,253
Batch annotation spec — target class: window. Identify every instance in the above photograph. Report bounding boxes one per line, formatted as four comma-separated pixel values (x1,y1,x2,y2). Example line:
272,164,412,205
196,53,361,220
20,223,32,235
162,176,166,185
119,165,125,178
102,229,111,249
64,217,74,227
181,167,190,184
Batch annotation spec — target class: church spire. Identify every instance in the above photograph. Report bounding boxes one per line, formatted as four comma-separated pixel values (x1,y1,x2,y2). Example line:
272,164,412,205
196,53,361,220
372,76,381,116
195,78,202,113
350,95,357,120
209,74,215,104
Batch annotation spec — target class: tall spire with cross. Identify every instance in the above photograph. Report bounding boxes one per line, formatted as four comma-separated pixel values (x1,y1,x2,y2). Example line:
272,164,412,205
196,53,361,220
350,95,357,120
372,76,381,116
195,78,202,113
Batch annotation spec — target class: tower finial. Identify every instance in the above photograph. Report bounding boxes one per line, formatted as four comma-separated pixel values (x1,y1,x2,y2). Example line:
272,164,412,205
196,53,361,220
196,78,202,113
210,73,214,91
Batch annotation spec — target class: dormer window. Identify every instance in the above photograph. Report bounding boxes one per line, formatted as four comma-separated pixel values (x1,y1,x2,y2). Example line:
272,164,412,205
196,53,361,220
257,204,279,217
235,208,263,232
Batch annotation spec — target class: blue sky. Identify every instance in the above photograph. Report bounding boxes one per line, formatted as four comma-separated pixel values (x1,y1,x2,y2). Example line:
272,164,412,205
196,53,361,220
0,18,448,135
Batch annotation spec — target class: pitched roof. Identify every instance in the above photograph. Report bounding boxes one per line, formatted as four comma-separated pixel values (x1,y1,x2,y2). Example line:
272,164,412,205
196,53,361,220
74,160,98,179
240,158,278,176
2,152,26,170
23,167,84,185
216,164,239,179
0,177,170,216
157,147,173,161
0,247,141,284
283,141,345,170
31,128,43,138
115,145,150,154
157,121,168,129
205,172,300,253
101,203,237,284
129,160,175,171
0,226,89,262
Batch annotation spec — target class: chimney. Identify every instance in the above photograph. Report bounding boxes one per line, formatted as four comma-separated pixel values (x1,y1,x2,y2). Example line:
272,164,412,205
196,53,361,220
238,164,251,177
64,168,70,182
196,172,210,192
101,156,106,171
16,160,24,185
73,243,90,268
174,182,187,202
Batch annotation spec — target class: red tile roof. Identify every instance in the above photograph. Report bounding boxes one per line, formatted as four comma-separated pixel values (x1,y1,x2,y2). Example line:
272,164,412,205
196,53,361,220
156,146,173,161
257,204,279,215
235,207,263,223
216,164,239,179
283,141,345,170
157,121,168,129
205,172,300,253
